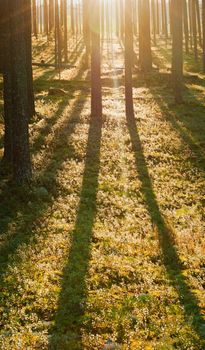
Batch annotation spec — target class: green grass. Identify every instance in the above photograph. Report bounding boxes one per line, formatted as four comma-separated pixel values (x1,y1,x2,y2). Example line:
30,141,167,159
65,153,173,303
0,37,204,349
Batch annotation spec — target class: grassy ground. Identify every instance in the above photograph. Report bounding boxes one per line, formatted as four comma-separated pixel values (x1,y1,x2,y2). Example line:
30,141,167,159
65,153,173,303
0,36,205,349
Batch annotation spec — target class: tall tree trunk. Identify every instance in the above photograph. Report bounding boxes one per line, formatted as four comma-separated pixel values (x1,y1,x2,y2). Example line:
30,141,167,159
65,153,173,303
33,0,38,37
152,0,157,45
125,0,134,116
70,0,74,34
90,0,102,118
183,0,189,53
195,0,202,47
172,0,183,103
24,0,35,120
44,0,49,36
139,0,152,71
192,0,198,61
202,0,205,71
64,0,68,62
83,0,91,65
3,0,32,182
49,0,54,32
2,1,13,165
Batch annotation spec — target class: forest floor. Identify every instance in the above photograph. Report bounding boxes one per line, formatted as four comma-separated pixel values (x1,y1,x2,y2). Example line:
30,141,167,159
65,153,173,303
0,36,205,349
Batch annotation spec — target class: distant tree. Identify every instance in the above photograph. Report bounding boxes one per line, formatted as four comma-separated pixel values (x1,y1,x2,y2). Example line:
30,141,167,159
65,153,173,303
120,0,124,39
90,0,102,118
183,0,189,54
33,0,38,38
55,0,62,69
83,0,91,64
171,0,183,103
192,0,198,61
49,0,54,32
44,0,49,36
151,0,157,46
196,0,202,47
70,0,74,34
125,0,134,116
64,0,68,62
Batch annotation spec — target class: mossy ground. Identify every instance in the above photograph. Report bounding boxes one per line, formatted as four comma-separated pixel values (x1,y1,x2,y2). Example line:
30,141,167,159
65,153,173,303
0,36,205,349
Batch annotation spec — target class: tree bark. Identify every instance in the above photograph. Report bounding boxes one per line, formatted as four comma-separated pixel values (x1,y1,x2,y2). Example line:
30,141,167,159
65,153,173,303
3,0,32,183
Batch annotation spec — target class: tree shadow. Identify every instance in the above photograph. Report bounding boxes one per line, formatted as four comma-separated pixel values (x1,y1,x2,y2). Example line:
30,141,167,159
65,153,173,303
131,72,205,173
32,59,89,155
147,75,205,173
126,111,205,342
48,115,103,349
33,37,84,87
0,90,88,301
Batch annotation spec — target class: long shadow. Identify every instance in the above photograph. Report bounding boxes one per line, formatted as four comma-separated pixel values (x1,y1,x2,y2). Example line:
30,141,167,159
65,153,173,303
0,91,88,299
148,79,205,173
33,38,84,88
31,59,89,155
132,73,205,173
48,115,103,350
126,111,205,343
68,38,84,65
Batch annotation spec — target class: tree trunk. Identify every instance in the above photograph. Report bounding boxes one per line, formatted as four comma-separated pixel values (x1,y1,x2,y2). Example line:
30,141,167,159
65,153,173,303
125,0,134,116
33,0,38,37
90,0,102,118
83,0,91,64
192,0,198,61
3,0,32,183
202,0,205,71
139,0,152,71
183,0,189,53
172,0,183,104
64,0,68,62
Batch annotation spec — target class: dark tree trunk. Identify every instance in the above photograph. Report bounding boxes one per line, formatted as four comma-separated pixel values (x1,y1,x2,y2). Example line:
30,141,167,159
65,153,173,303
24,0,35,120
3,0,32,183
2,0,13,164
203,0,205,71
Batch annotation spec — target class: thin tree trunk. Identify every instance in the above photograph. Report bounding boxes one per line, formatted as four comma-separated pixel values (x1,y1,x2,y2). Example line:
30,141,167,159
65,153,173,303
183,0,189,53
172,0,183,103
64,0,68,62
90,0,102,118
125,0,134,116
